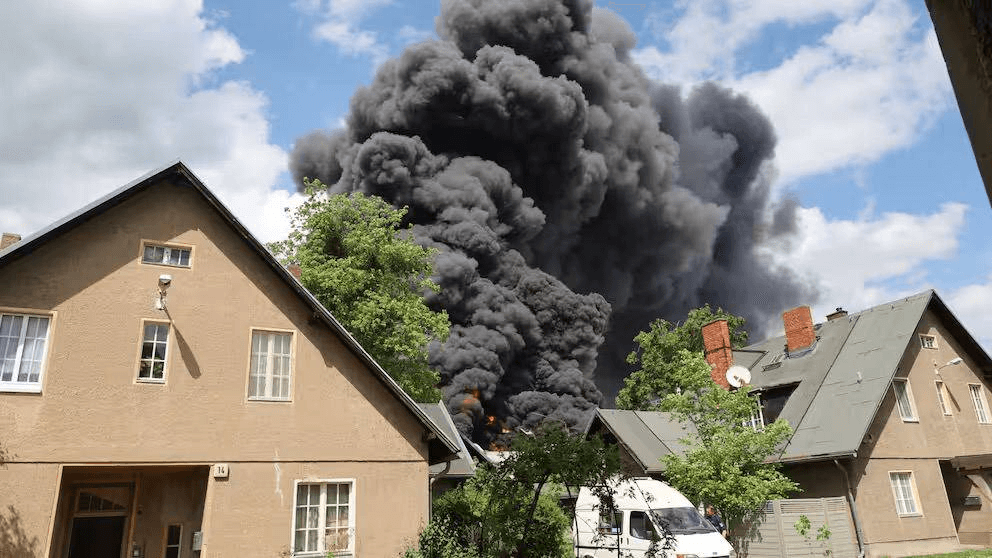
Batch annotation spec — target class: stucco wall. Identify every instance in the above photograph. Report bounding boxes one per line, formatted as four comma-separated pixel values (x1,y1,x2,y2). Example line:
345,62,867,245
854,457,956,548
0,179,427,464
203,461,428,557
0,463,60,557
870,310,992,460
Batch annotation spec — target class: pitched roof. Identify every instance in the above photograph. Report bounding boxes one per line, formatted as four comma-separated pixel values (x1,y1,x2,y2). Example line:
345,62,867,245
585,408,696,474
419,402,477,478
742,290,992,463
0,160,459,464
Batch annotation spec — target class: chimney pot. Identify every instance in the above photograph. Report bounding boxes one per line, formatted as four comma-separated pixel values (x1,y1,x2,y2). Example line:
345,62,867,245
826,307,848,321
783,306,816,352
1,232,21,250
702,319,733,390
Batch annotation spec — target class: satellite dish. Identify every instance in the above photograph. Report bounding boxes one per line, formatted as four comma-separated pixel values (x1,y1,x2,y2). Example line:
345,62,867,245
726,365,751,388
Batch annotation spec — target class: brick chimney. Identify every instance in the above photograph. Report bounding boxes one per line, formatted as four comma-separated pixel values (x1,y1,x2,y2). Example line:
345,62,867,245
702,319,733,390
287,263,302,279
783,306,815,352
1,233,20,250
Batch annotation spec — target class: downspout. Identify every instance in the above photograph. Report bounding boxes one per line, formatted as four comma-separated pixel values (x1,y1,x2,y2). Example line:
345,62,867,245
834,459,866,558
427,460,452,523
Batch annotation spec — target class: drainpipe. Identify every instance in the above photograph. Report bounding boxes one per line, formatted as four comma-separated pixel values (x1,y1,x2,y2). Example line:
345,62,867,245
427,460,452,523
834,459,866,558
429,460,452,486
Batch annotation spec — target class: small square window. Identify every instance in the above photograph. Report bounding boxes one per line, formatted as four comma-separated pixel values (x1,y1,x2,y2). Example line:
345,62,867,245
969,384,990,424
935,381,952,416
248,330,293,400
889,471,921,516
142,243,191,268
138,323,169,382
919,334,937,349
893,379,917,422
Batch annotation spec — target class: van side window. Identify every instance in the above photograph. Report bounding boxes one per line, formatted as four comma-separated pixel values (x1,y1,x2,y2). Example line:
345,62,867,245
630,511,656,540
597,510,622,535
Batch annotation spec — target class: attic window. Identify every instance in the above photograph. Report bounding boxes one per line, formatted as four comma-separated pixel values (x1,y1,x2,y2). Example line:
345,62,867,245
142,243,191,267
759,383,798,424
919,334,937,350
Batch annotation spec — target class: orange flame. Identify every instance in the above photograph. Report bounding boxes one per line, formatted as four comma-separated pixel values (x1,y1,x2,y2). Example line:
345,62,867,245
486,415,496,426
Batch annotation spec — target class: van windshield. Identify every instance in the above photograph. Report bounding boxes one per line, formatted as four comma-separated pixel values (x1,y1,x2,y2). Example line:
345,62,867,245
649,507,717,535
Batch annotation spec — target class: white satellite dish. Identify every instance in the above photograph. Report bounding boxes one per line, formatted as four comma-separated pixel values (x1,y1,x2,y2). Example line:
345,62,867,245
726,365,751,388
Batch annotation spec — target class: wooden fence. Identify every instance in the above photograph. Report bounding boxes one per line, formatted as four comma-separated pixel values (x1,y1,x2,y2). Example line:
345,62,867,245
737,497,860,558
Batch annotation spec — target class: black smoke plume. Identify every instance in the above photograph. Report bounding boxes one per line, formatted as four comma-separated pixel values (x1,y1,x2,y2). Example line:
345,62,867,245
290,0,815,445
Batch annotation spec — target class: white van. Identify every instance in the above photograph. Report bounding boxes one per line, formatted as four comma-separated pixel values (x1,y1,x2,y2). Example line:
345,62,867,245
572,477,735,558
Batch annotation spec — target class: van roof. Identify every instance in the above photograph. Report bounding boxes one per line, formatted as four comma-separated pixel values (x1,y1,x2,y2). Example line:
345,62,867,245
576,477,693,510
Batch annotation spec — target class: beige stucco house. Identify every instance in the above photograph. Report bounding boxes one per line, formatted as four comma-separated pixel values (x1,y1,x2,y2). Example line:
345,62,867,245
0,161,458,558
592,291,992,557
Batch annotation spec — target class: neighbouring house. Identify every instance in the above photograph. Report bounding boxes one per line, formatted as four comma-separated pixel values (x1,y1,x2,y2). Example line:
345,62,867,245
0,161,458,558
419,402,479,499
585,408,695,478
593,291,992,557
722,291,992,556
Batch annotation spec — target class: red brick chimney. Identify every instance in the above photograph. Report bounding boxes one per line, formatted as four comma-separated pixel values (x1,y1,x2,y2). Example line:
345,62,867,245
783,306,815,352
287,263,302,279
702,319,733,390
1,233,20,250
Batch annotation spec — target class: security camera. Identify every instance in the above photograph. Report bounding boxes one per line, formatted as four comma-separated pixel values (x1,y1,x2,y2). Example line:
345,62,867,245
158,274,172,289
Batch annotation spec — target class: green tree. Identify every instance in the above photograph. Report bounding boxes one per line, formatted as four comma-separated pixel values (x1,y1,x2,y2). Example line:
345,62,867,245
414,424,623,558
616,304,747,410
269,180,450,402
619,307,799,535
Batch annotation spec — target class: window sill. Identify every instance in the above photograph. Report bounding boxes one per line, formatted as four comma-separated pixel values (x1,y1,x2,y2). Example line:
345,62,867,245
0,383,42,394
900,418,919,423
248,397,292,403
896,512,923,518
137,379,166,384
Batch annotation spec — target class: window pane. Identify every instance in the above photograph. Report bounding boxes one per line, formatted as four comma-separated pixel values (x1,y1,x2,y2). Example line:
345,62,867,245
178,250,190,266
142,245,157,262
249,331,291,399
894,381,914,419
167,524,181,545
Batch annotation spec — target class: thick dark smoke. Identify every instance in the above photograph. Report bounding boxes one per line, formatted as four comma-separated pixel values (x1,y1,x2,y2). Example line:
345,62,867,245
290,0,815,444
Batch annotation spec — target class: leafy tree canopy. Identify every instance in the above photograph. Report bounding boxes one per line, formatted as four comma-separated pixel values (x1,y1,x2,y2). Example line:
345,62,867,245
413,424,622,558
269,179,450,402
617,304,747,410
618,306,798,534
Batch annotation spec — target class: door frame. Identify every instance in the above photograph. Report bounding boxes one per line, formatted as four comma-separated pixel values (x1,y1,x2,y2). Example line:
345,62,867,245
63,483,135,558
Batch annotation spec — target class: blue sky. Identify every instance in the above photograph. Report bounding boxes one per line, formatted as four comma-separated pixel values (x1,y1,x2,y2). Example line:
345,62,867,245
1,0,990,348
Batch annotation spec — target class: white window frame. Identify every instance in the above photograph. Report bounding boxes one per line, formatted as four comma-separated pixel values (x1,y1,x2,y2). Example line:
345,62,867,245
291,479,356,557
141,241,193,268
0,311,53,393
889,471,922,517
247,329,294,401
893,379,918,422
969,384,991,424
919,334,937,349
935,380,952,416
744,397,765,431
136,320,170,383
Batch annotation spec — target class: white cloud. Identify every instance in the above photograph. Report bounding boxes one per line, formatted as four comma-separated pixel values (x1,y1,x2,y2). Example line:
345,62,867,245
298,0,393,65
634,0,952,185
0,0,293,243
948,279,992,350
764,201,968,323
